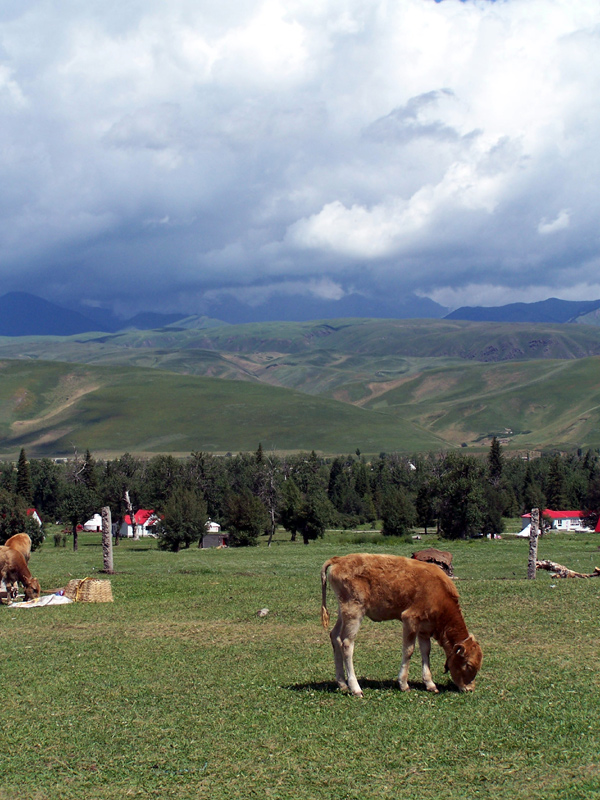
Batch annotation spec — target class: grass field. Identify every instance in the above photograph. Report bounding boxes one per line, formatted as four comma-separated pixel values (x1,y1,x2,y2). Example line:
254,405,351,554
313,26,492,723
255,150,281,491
2,531,599,799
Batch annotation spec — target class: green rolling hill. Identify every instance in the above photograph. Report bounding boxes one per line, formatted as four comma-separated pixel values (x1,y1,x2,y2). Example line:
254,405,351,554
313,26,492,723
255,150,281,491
0,359,445,459
1,318,599,456
361,356,600,451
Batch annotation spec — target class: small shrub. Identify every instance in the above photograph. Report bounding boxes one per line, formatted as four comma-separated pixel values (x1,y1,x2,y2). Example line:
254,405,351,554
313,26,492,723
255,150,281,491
53,532,67,547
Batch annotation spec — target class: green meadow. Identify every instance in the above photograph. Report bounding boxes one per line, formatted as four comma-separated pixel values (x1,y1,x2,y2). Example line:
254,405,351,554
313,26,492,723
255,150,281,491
2,531,599,800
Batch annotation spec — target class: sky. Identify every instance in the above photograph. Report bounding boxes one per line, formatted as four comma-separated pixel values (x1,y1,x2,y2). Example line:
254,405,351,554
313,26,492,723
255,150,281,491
1,0,599,319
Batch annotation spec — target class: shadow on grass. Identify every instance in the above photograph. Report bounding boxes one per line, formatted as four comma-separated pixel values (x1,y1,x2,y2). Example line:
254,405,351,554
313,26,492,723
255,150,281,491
288,678,459,694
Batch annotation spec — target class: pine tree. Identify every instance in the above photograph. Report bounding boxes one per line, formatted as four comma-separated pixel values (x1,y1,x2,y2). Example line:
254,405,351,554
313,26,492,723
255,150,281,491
255,442,264,464
546,455,567,509
522,463,546,513
16,448,32,504
279,478,302,541
488,437,503,486
157,488,207,552
381,488,416,537
81,449,98,491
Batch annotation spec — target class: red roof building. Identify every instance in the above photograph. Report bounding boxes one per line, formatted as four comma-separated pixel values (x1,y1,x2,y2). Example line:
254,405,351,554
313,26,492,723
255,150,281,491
521,509,600,532
120,510,161,537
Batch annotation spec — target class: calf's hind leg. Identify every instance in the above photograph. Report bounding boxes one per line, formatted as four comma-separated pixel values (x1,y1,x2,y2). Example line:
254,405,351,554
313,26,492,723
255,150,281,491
330,613,348,692
340,614,364,697
331,609,364,697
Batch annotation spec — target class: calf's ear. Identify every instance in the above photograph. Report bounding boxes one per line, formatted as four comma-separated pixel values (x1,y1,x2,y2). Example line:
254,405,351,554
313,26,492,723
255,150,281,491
453,643,465,657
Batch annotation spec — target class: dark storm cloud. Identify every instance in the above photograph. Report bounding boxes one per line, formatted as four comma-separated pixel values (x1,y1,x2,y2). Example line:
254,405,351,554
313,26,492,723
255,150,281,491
0,0,599,316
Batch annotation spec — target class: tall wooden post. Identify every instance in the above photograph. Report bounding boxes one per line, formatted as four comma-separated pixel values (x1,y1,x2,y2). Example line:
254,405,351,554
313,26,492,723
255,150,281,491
102,506,114,574
527,507,539,579
125,490,139,540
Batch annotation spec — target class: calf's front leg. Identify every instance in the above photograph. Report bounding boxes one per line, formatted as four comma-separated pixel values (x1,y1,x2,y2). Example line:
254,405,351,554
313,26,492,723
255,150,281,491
398,620,417,691
418,633,439,693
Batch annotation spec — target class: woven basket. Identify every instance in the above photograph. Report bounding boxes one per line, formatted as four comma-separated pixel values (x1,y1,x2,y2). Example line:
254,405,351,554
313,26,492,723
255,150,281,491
64,578,113,603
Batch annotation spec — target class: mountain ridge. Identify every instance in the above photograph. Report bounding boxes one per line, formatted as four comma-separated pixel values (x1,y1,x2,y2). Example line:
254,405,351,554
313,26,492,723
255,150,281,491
445,297,600,324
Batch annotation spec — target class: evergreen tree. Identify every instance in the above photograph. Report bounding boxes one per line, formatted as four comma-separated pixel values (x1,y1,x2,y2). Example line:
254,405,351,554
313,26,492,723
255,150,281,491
58,483,99,551
16,449,32,504
25,513,45,552
143,455,183,507
0,489,28,544
30,458,62,520
296,486,331,545
522,462,546,513
157,488,207,552
481,485,505,536
255,442,264,464
278,477,302,541
488,437,503,486
225,489,268,547
81,449,98,491
437,453,486,539
415,481,436,534
546,455,567,509
381,488,416,537
0,462,16,492
186,451,230,521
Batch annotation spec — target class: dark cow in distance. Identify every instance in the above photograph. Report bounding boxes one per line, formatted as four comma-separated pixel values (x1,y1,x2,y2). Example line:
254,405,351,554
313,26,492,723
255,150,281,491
321,553,482,696
0,546,41,601
412,547,454,577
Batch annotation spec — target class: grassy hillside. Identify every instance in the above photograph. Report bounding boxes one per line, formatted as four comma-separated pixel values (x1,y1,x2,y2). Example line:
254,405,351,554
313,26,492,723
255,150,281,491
1,318,600,455
2,317,600,363
363,356,600,450
0,359,445,458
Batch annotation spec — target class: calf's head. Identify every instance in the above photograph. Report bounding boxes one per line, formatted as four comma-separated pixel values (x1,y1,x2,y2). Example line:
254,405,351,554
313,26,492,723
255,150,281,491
24,578,41,601
444,635,482,692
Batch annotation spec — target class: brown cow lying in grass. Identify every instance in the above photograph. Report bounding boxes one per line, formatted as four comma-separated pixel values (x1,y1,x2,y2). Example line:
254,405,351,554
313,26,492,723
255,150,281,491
0,545,41,601
321,553,482,696
411,547,454,577
4,533,32,562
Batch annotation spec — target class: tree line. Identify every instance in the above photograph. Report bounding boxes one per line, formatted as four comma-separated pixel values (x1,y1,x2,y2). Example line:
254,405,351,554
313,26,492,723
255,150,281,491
1,441,599,551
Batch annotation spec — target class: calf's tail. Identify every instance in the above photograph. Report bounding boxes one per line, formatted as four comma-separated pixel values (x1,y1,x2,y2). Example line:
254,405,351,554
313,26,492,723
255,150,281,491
320,559,333,629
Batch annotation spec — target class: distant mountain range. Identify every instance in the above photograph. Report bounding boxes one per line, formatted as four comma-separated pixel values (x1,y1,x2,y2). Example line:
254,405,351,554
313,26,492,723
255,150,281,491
445,297,600,324
0,292,188,337
1,291,600,337
0,290,448,336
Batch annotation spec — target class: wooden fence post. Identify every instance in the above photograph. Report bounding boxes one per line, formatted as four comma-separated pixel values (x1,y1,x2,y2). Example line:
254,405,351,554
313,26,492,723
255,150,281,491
527,507,539,579
102,506,114,574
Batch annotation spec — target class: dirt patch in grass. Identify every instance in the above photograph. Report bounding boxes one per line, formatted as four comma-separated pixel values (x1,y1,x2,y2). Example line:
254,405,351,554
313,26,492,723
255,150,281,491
12,387,35,414
11,378,100,434
412,374,459,401
354,375,419,407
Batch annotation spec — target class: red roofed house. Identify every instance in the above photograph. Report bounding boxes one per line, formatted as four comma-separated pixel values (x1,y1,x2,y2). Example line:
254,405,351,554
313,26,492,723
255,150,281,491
120,510,161,538
27,508,42,526
521,509,600,533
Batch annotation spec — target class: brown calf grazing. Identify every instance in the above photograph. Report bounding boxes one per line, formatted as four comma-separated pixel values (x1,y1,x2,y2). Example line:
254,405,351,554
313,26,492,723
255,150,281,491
412,547,454,577
4,533,32,563
0,546,41,601
321,553,482,696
